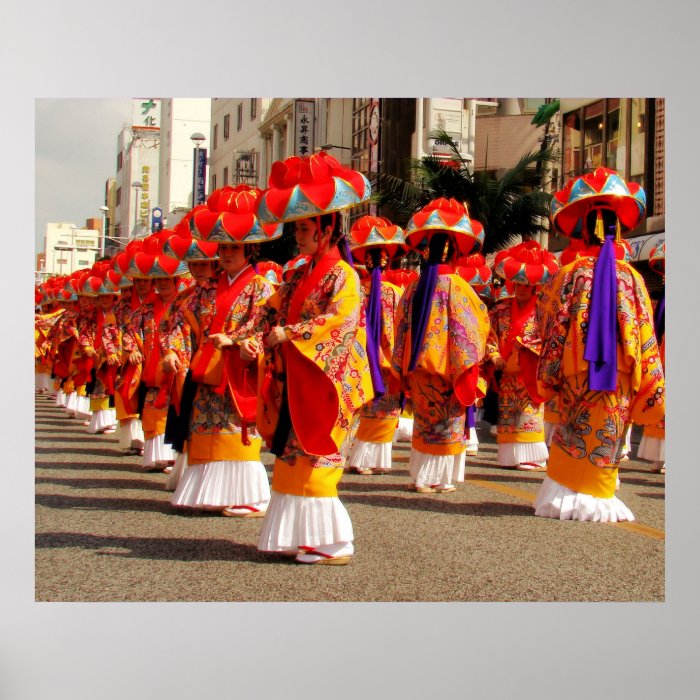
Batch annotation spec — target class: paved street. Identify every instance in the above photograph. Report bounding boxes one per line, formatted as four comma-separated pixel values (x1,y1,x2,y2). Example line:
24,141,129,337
35,393,665,602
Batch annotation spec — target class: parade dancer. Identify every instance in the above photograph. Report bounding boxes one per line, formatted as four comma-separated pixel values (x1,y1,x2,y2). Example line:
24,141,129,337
637,242,666,474
243,152,373,564
391,198,490,494
345,216,406,475
169,186,279,514
485,241,559,471
535,168,665,521
124,253,188,471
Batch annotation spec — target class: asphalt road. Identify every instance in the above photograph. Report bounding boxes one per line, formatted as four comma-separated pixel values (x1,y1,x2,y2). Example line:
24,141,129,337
35,393,665,602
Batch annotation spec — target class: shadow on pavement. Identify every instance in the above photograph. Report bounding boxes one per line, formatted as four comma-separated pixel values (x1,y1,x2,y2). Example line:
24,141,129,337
36,447,123,457
35,476,163,491
35,531,264,563
341,492,533,517
35,492,172,515
36,436,119,445
35,460,140,473
636,492,665,499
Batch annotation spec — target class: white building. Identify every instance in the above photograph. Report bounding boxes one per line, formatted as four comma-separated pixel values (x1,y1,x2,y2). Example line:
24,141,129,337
158,98,212,227
208,98,354,194
43,222,99,276
111,99,162,254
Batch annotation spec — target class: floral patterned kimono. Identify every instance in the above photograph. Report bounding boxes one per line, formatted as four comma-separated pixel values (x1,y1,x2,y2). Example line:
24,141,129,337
123,294,177,468
346,277,403,473
35,310,64,393
168,267,275,511
79,306,120,433
391,269,490,488
50,308,79,408
113,289,154,451
255,248,373,555
535,256,665,516
485,295,548,468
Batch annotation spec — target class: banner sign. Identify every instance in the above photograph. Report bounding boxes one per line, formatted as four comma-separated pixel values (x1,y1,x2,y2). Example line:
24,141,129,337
294,100,315,157
194,148,208,206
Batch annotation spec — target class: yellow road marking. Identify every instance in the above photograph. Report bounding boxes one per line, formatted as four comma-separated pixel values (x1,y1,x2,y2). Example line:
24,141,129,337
465,476,665,540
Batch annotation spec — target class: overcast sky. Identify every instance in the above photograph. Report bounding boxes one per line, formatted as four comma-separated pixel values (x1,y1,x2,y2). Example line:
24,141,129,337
35,98,133,255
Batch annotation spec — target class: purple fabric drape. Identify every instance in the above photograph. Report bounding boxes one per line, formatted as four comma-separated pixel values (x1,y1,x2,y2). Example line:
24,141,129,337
653,293,665,344
408,262,439,372
467,404,476,429
583,234,618,391
365,266,386,396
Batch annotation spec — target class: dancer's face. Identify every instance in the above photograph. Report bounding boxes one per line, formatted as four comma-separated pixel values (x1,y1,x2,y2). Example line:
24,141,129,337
218,244,248,275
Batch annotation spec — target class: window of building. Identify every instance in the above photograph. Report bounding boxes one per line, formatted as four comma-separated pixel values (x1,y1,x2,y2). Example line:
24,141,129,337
116,187,121,206
237,103,243,131
235,152,258,185
223,166,229,186
57,240,68,246
75,239,93,247
211,174,217,191
562,98,653,212
213,123,219,150
117,152,123,171
223,114,230,140
250,98,257,120
78,259,90,266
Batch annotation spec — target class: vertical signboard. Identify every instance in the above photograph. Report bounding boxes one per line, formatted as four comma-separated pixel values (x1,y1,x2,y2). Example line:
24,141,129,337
368,99,380,216
193,148,207,206
428,98,463,156
294,100,315,157
132,98,161,129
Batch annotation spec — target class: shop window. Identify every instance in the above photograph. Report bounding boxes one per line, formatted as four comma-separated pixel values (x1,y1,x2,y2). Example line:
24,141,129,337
223,114,230,140
562,110,581,176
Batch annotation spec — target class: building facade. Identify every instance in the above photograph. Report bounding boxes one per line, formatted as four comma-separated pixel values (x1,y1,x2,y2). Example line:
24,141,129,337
158,98,212,227
43,222,100,276
111,99,162,255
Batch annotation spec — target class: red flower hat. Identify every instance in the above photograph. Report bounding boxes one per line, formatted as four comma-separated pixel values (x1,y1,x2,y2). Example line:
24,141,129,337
192,185,282,244
494,240,559,286
551,167,646,238
383,268,419,290
257,152,370,224
455,252,491,286
349,215,407,262
127,253,188,279
257,260,283,285
405,198,484,256
649,241,665,276
282,254,312,282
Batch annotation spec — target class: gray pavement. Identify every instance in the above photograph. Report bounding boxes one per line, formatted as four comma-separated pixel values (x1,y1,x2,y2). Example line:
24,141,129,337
35,394,665,602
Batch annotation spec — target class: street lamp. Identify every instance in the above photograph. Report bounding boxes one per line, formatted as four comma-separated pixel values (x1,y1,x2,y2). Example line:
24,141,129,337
320,143,352,151
99,205,109,257
132,181,143,237
191,132,206,206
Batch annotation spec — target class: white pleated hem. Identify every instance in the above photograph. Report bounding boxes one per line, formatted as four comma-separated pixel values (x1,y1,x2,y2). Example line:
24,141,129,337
171,460,270,508
637,434,665,462
76,396,92,418
621,424,633,456
87,409,117,434
143,434,175,468
55,389,67,407
534,476,635,522
118,419,145,449
465,427,479,451
165,452,188,491
36,373,52,392
346,438,393,470
393,417,414,443
544,421,556,447
257,491,354,551
408,447,465,486
64,392,78,413
497,441,549,467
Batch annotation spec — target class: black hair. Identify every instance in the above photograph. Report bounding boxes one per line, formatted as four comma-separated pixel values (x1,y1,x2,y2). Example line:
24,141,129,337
584,208,618,242
426,233,455,265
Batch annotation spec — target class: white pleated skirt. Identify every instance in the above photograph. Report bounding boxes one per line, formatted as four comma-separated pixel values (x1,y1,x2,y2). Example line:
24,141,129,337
543,421,556,447
637,434,665,462
408,447,465,487
346,438,393,471
143,434,175,468
55,389,67,407
257,491,354,552
171,459,270,509
497,441,549,467
36,373,52,392
620,424,633,456
465,427,479,452
87,409,117,434
64,391,78,414
118,418,144,449
534,475,635,522
165,452,188,491
76,395,92,418
393,417,414,443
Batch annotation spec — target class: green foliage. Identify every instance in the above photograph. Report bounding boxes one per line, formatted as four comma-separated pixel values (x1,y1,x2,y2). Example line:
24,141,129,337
370,129,557,254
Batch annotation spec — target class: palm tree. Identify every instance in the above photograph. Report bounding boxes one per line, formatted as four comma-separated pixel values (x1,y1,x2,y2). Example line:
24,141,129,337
370,129,557,254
